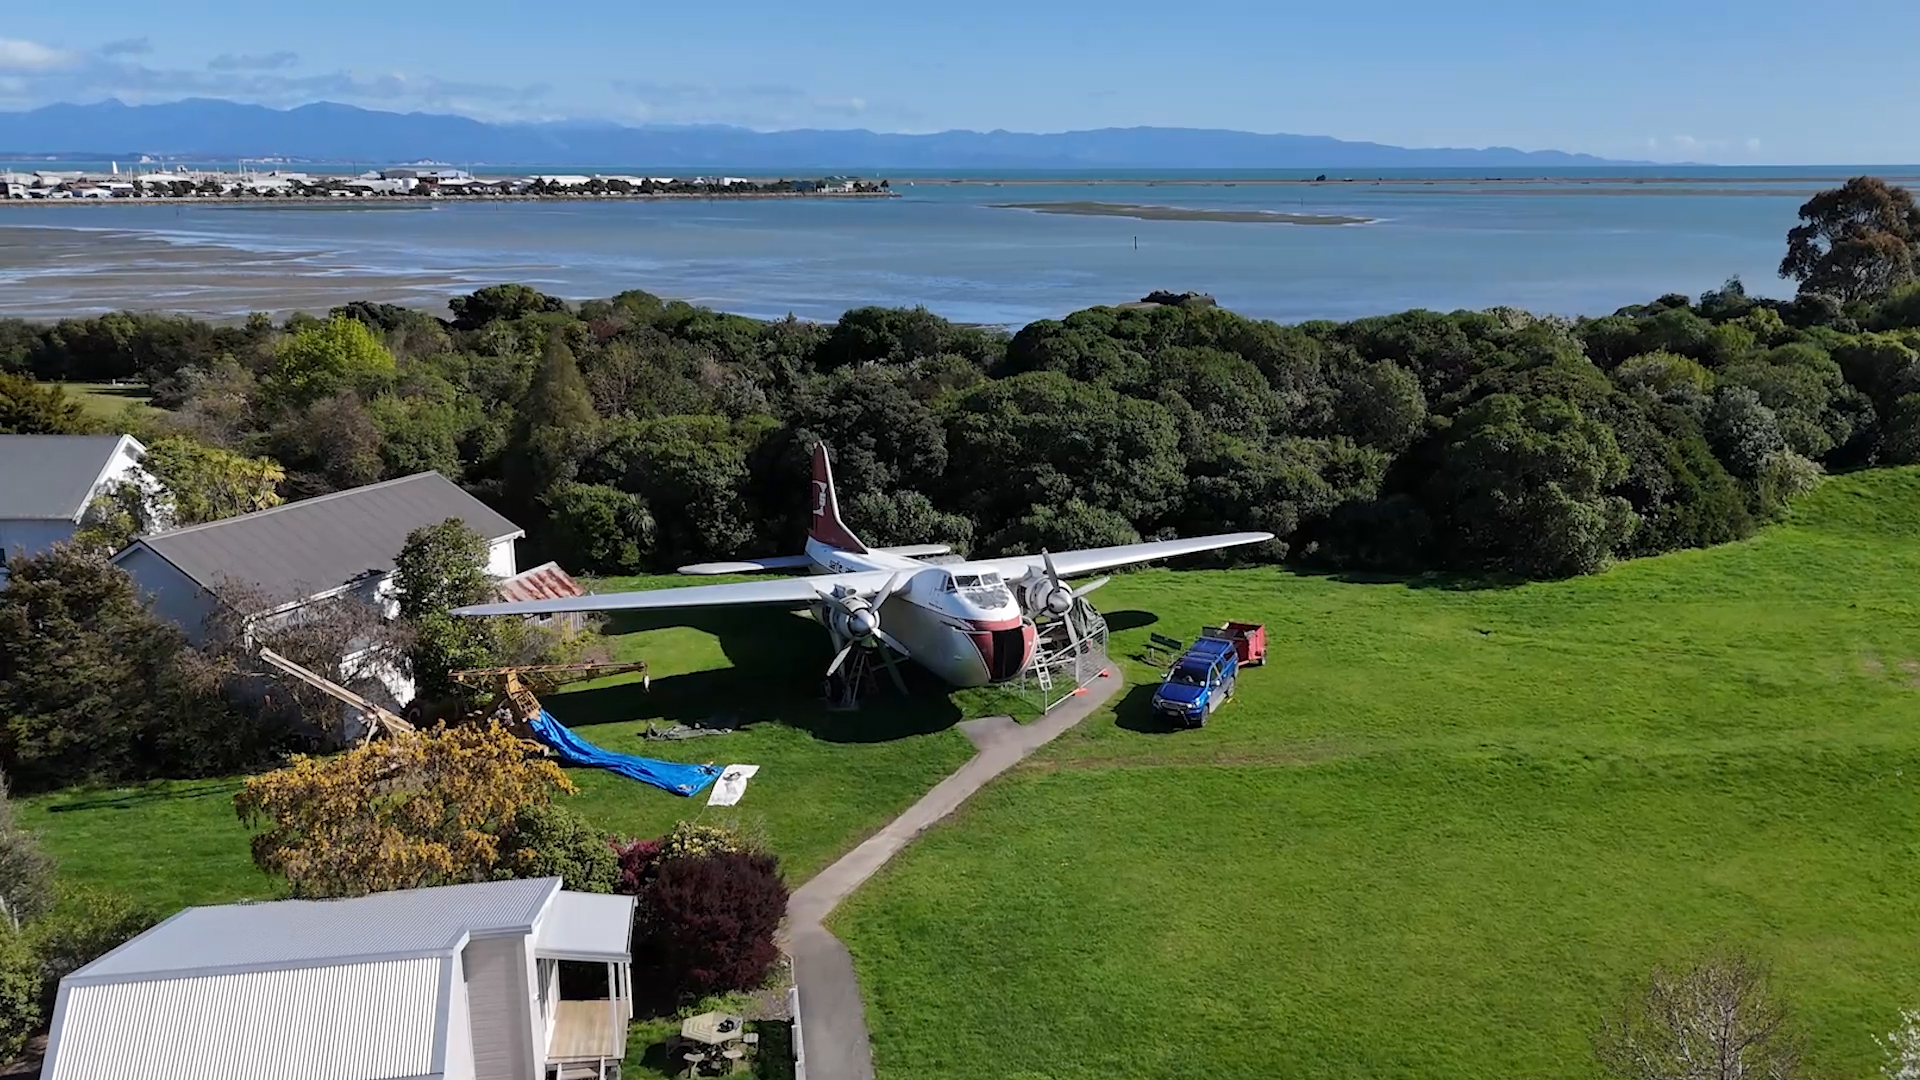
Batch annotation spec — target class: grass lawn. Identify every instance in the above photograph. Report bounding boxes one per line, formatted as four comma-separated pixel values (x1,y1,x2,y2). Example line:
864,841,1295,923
832,468,1920,1080
37,380,166,421
19,575,978,909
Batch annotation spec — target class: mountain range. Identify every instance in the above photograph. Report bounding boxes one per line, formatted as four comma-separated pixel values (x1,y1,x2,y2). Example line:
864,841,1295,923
0,98,1642,169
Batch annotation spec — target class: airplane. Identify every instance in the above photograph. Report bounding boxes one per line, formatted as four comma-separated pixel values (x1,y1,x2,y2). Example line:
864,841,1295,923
452,444,1273,693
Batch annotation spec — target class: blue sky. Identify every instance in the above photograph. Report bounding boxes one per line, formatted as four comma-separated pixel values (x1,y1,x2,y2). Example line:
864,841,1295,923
3,1,1916,163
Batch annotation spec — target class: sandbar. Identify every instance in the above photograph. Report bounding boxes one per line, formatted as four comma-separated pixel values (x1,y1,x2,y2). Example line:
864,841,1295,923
993,201,1373,225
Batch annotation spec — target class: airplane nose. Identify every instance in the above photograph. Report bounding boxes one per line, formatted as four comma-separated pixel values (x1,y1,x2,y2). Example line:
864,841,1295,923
970,620,1037,683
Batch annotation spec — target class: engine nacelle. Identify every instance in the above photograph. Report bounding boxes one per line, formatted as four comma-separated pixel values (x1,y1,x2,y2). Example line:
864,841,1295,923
1021,575,1074,617
827,594,881,643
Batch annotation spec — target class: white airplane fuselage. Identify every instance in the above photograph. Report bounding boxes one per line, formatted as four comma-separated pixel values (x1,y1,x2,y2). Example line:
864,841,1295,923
804,536,1036,688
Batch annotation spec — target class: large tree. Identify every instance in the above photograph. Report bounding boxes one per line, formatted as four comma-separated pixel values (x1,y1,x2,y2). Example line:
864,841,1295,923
1595,952,1806,1080
1780,177,1920,304
265,316,397,410
392,519,498,702
79,436,285,550
234,724,573,898
0,373,86,434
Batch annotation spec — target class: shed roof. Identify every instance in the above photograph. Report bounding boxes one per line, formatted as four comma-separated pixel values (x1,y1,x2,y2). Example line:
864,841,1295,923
535,892,636,962
72,877,560,984
496,561,586,604
0,434,138,521
115,472,521,604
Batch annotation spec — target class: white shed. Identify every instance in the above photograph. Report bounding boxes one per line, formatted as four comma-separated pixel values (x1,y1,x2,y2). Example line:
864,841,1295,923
39,877,636,1080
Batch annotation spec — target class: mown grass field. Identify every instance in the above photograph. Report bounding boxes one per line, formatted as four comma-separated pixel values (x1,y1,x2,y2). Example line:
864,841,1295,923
832,468,1920,1080
19,578,979,908
37,380,166,421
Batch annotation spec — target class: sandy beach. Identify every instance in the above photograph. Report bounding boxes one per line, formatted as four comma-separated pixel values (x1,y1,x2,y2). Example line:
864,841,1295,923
993,201,1373,225
0,225,466,321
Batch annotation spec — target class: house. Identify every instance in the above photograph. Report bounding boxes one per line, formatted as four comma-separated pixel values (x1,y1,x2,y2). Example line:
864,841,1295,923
0,434,150,581
112,472,522,702
38,877,636,1080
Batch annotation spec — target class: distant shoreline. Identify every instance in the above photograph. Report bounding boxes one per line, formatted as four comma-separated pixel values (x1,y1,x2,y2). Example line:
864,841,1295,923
0,190,898,209
921,174,1920,187
994,201,1374,225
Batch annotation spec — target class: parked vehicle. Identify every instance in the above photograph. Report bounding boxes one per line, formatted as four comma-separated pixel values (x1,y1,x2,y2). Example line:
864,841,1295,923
1151,636,1239,728
1200,621,1267,666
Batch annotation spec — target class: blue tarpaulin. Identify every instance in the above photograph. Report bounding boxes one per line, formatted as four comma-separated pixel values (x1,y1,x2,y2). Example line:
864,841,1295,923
529,710,721,797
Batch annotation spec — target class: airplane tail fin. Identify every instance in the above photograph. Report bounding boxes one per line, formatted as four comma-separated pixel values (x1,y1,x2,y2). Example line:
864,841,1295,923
809,443,869,554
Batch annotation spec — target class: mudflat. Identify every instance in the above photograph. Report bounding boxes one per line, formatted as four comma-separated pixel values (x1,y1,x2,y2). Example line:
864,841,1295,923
993,200,1374,225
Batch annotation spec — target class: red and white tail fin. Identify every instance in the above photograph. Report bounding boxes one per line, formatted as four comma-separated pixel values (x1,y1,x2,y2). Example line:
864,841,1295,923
809,443,869,554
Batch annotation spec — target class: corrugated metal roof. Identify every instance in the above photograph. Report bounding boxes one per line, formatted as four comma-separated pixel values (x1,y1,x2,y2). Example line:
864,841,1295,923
47,957,446,1080
0,434,132,521
534,892,635,961
75,877,560,982
496,561,586,603
119,472,522,604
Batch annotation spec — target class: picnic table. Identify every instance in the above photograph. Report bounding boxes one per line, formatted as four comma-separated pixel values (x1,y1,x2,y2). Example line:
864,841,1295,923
676,1013,750,1076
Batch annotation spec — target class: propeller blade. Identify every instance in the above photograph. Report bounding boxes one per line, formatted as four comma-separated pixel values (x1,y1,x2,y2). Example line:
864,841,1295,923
825,643,854,676
881,568,913,597
1074,576,1112,597
1042,549,1061,587
874,628,909,656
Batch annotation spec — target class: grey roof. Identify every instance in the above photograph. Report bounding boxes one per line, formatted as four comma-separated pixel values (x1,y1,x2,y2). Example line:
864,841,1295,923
0,434,134,520
119,472,521,603
535,892,636,962
72,877,561,985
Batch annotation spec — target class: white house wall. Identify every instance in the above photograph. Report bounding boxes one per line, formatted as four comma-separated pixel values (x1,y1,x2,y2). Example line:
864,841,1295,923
463,937,536,1080
486,537,518,579
444,951,477,1080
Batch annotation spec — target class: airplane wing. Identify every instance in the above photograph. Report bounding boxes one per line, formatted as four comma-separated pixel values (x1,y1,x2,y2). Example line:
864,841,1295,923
450,569,898,618
981,531,1274,581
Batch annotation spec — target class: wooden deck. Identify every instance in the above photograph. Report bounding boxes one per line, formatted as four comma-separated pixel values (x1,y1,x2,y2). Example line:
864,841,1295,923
548,999,624,1062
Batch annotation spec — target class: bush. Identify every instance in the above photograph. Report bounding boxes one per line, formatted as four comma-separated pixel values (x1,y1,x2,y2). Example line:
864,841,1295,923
0,773,54,928
496,803,619,893
640,851,788,999
24,887,157,1016
0,923,39,1063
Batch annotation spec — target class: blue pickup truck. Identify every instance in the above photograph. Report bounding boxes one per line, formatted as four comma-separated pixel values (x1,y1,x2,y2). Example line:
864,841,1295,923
1151,636,1239,728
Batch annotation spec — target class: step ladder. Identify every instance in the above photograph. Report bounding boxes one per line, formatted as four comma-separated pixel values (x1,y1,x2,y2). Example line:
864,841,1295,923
1035,663,1054,692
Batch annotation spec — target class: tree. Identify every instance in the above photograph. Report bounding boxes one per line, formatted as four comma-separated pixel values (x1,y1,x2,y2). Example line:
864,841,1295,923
1595,952,1806,1080
79,436,284,550
0,373,87,434
542,482,654,574
265,316,397,410
234,723,573,898
1706,387,1787,479
0,773,54,930
846,489,974,551
1333,359,1427,451
640,851,788,999
984,499,1140,555
1430,393,1637,578
392,519,498,702
495,803,618,893
506,336,599,499
24,886,157,1017
0,546,252,792
1780,177,1920,303
1883,394,1920,464
449,284,568,332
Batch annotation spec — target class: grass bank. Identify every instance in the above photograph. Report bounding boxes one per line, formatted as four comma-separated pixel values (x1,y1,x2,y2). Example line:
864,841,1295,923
833,468,1920,1080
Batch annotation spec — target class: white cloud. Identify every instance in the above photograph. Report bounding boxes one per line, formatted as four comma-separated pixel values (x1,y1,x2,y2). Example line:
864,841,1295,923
1745,137,1762,152
98,38,152,58
208,51,300,73
0,38,72,72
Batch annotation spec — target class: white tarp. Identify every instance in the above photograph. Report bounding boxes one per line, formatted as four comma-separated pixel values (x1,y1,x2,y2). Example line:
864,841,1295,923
706,764,760,807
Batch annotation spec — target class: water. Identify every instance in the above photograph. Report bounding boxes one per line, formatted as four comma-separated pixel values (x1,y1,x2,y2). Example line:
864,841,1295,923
1,167,1912,325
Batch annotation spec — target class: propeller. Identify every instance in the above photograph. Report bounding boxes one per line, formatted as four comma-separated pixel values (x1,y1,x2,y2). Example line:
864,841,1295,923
824,570,912,693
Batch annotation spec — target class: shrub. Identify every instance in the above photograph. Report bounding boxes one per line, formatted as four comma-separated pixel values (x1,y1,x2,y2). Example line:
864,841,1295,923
1756,451,1825,518
1595,952,1806,1080
0,773,54,929
0,922,39,1063
641,851,789,999
496,803,619,893
612,837,665,896
24,886,157,1017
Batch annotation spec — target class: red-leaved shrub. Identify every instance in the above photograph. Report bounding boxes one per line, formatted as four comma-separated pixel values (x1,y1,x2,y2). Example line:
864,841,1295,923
641,851,788,998
611,836,664,896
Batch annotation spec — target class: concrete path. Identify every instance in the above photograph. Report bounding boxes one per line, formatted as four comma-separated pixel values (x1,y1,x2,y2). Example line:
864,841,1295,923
784,662,1126,1080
